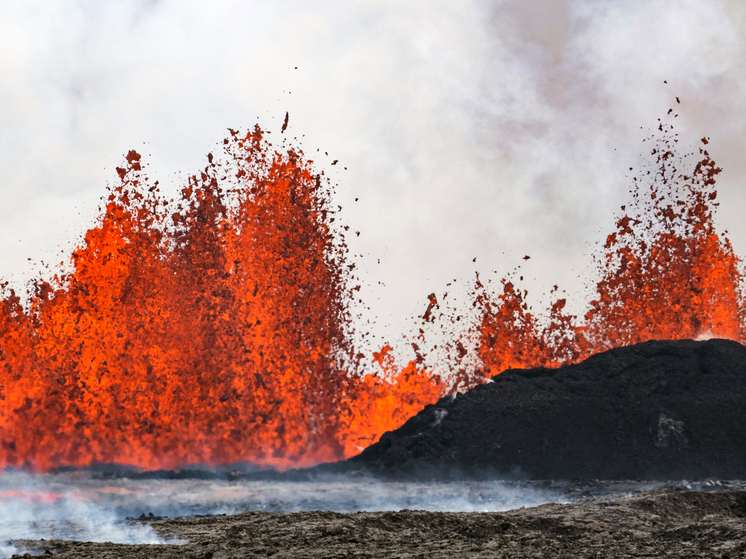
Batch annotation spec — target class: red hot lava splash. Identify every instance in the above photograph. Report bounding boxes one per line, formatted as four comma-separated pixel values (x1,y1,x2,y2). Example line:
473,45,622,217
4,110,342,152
0,128,440,471
459,125,745,385
0,123,743,472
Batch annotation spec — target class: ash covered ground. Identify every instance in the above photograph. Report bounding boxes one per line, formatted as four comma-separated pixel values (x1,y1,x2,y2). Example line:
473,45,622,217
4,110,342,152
6,484,746,558
0,471,568,555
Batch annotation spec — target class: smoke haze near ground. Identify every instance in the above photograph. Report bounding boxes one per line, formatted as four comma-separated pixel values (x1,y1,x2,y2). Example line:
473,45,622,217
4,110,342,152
0,471,568,556
0,473,166,557
2,0,746,346
1,472,742,558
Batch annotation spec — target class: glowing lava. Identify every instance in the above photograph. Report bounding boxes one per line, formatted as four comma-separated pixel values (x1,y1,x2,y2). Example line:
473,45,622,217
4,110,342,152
0,128,439,471
0,123,743,472
464,126,744,381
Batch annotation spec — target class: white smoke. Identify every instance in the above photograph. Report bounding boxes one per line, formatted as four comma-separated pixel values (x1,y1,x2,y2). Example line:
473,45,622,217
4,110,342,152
0,470,568,555
0,472,166,557
1,471,737,556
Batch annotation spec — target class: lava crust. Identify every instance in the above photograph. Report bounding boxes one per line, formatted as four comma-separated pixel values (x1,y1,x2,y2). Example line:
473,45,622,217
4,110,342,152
346,338,746,479
11,489,746,558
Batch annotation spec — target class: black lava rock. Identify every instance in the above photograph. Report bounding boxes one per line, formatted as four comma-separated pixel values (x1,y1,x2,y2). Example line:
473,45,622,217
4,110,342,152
347,339,746,480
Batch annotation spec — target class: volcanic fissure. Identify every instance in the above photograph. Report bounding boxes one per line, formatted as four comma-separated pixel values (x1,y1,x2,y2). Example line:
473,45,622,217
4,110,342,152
0,122,743,472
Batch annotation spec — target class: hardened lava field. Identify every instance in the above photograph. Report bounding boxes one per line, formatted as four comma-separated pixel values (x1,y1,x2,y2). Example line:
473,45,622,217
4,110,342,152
10,488,746,559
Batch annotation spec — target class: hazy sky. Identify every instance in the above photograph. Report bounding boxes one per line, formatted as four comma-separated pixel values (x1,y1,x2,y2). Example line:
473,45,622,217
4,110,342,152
2,0,746,345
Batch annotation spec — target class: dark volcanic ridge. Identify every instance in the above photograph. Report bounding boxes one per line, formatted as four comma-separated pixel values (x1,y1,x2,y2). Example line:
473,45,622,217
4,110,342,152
342,338,746,480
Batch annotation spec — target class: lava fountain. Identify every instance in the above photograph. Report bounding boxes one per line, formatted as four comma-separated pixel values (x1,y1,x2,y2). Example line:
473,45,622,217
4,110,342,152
418,124,745,389
0,122,743,472
0,127,440,472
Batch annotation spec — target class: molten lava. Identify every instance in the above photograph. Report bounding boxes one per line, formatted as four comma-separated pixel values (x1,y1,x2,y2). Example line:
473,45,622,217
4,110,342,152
0,123,743,472
466,126,745,381
0,128,439,471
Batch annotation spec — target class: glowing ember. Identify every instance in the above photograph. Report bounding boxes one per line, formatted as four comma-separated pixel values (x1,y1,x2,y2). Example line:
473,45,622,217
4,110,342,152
0,122,743,472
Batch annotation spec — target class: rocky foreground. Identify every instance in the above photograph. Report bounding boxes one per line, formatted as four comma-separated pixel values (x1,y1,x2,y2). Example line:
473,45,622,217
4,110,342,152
348,339,746,479
9,489,746,558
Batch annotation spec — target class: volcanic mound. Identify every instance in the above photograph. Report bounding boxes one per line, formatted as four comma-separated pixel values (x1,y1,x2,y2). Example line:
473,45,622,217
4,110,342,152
347,339,746,480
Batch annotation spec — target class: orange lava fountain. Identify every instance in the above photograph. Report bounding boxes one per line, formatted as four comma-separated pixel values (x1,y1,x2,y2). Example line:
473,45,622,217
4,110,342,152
0,123,743,472
0,128,440,471
463,125,744,382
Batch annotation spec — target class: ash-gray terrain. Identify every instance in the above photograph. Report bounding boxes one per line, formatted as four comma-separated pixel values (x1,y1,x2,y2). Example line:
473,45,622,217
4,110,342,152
10,487,746,558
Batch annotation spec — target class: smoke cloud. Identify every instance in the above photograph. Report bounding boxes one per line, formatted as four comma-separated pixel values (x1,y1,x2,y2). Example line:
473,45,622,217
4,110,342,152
1,0,745,343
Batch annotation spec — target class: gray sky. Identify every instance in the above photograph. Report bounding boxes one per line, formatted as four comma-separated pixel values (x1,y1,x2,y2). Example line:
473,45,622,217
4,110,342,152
2,0,746,347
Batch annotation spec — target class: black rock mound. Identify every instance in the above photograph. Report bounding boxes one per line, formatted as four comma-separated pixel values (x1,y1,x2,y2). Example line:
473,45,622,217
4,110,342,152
348,339,746,480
